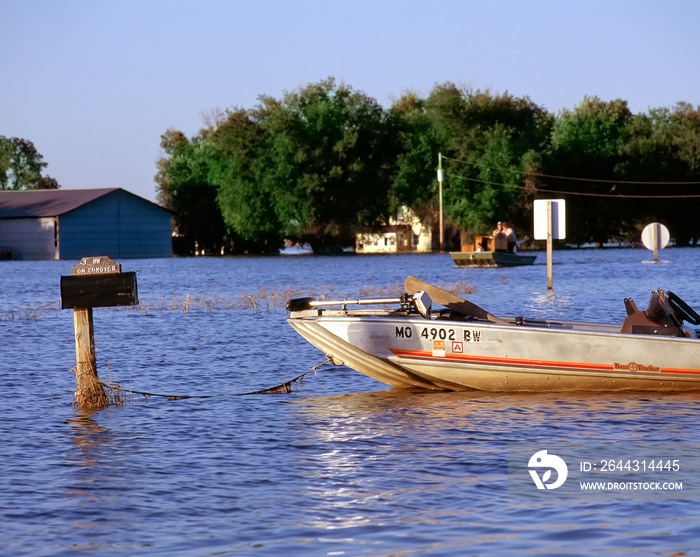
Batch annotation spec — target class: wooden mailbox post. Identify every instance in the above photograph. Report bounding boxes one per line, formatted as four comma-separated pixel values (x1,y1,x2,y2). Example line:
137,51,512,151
60,256,138,408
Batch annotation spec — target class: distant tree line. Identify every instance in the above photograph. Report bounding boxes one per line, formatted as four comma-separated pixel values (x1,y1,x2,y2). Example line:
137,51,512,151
0,136,60,190
150,78,697,253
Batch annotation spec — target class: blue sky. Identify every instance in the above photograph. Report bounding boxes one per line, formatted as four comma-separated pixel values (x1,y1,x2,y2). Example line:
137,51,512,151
2,0,699,203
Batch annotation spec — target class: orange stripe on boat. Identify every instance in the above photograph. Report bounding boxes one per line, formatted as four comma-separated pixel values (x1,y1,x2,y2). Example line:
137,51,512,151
388,349,700,376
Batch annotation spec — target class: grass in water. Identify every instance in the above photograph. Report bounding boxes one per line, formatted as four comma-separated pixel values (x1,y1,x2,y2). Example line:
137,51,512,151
3,281,476,318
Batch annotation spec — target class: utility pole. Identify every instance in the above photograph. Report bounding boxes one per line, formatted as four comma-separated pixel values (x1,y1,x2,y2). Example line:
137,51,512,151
437,153,444,251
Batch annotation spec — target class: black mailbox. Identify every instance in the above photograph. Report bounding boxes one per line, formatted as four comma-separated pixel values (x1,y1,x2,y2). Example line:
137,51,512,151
60,256,139,309
61,272,138,309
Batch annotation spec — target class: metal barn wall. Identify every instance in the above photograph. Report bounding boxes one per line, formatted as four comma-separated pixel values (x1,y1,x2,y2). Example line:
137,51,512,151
59,190,172,259
0,217,59,260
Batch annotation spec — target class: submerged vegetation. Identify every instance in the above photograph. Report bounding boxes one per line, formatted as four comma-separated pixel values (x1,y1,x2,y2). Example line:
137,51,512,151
1,281,477,321
1,302,58,321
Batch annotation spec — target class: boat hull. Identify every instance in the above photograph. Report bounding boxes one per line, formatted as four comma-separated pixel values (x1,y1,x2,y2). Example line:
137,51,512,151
450,251,536,267
288,311,700,392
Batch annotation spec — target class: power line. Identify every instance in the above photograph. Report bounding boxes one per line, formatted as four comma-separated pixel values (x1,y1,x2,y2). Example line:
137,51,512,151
534,187,700,199
440,153,700,186
461,175,700,199
530,172,700,186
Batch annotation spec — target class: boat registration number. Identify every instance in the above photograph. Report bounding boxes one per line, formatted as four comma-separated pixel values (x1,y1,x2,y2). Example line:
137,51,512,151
395,326,481,343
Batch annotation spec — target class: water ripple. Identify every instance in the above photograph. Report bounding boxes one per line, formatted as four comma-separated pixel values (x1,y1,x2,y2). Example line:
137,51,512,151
3,250,700,555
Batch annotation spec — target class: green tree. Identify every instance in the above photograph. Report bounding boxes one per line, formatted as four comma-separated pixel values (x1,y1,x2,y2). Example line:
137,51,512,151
447,125,525,233
36,176,60,189
255,78,399,252
154,128,188,209
0,136,11,190
0,136,55,190
388,92,450,228
424,85,552,242
541,96,632,246
156,130,226,254
209,102,284,253
155,80,700,253
621,103,700,244
670,103,700,244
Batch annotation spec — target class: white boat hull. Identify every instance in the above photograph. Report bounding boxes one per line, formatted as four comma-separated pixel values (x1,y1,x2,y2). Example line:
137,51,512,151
288,311,700,392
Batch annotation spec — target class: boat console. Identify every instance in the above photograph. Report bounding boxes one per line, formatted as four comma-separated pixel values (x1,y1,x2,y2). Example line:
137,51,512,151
622,289,700,336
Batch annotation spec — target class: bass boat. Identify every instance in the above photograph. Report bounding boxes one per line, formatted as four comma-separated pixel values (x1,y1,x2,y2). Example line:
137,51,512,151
286,276,700,392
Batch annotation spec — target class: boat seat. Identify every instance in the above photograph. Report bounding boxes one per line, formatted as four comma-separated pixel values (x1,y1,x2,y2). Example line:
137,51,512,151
621,290,683,336
436,309,479,321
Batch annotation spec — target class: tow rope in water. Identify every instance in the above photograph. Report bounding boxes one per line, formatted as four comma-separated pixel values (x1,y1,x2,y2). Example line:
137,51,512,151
98,358,332,402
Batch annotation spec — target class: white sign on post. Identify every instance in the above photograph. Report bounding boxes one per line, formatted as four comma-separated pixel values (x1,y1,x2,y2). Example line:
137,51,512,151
534,199,566,240
641,222,670,262
641,222,670,251
533,199,566,292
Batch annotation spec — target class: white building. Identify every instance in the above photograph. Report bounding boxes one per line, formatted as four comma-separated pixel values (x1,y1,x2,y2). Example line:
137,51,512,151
355,206,436,253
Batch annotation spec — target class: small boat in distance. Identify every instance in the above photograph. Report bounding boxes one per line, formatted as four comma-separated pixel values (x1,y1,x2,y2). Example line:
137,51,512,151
287,276,700,392
450,250,536,267
450,234,535,267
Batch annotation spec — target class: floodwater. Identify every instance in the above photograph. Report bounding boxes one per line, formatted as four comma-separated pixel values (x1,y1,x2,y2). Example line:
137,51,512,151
3,249,700,556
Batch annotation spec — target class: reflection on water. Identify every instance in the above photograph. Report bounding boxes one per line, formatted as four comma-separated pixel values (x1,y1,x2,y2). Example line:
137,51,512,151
288,389,700,554
66,410,111,467
291,388,700,534
62,409,125,552
297,388,700,442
